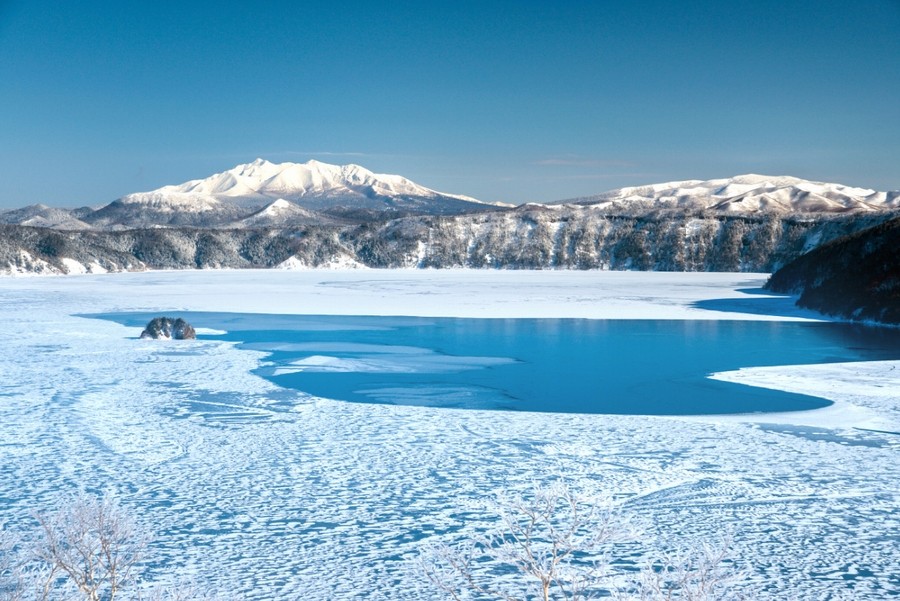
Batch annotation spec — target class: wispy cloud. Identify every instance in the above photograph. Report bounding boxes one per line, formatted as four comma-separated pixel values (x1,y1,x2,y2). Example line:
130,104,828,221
540,172,660,182
532,155,636,169
531,154,636,169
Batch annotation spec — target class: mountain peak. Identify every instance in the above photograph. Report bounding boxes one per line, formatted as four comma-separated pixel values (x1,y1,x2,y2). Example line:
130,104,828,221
233,157,275,171
556,174,898,214
726,174,804,187
105,158,496,223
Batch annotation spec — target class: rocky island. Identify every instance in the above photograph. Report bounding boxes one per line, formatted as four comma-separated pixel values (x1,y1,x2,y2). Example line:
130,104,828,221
139,317,197,340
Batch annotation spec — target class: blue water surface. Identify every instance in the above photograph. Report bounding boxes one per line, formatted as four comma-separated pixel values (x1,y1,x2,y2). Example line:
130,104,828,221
92,313,900,415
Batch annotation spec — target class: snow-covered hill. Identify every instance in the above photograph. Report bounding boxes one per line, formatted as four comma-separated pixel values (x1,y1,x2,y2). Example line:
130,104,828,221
161,158,483,204
556,174,900,214
4,170,897,232
81,159,499,228
228,198,343,229
0,204,91,230
3,209,893,275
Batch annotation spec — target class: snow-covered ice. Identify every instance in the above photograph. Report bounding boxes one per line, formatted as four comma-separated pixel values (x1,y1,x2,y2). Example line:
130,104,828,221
0,270,897,599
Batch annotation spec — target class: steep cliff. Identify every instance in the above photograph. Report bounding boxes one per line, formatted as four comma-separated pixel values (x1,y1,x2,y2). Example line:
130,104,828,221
1,210,892,275
765,217,900,324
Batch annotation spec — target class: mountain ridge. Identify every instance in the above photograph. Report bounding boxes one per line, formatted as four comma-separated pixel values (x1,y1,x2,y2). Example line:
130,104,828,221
3,165,898,231
74,159,509,229
554,174,899,214
129,158,492,208
2,210,893,276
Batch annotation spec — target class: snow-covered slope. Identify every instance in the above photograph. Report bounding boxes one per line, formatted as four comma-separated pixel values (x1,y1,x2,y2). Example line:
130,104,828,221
84,194,249,229
9,170,897,232
3,209,891,275
88,159,498,229
228,198,342,229
557,174,900,214
0,204,91,230
171,158,480,204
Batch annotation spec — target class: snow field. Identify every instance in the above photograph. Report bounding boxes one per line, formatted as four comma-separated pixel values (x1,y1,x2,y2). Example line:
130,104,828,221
0,270,897,599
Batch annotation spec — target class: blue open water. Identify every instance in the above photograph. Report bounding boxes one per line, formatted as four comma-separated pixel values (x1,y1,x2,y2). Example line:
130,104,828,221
94,312,900,415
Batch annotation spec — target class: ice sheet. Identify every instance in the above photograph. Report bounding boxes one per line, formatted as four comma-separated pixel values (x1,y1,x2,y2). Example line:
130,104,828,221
0,269,824,320
0,270,897,599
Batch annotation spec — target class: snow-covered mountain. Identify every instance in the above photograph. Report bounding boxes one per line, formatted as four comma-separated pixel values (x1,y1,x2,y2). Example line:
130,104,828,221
228,198,343,229
160,158,482,204
80,158,499,229
0,204,91,230
4,170,897,232
556,174,900,214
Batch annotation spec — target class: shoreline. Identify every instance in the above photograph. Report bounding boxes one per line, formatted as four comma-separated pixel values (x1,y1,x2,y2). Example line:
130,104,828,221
6,269,897,430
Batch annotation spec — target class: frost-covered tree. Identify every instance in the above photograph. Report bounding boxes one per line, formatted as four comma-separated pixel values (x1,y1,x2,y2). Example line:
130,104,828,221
32,494,145,601
621,541,747,601
417,480,632,601
0,495,218,601
417,480,748,601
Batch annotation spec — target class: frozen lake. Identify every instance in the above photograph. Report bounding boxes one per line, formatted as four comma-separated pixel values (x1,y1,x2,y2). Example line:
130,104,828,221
1,270,898,599
98,312,900,415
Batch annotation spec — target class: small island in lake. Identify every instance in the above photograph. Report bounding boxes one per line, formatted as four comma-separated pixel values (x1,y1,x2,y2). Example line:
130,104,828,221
139,317,196,340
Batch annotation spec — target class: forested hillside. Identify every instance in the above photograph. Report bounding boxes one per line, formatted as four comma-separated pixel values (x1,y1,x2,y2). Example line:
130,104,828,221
765,217,900,324
1,209,891,275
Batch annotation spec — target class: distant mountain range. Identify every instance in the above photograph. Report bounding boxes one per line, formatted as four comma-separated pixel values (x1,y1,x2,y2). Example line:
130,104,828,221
0,204,93,230
555,174,900,214
1,161,898,230
2,161,899,325
81,159,503,229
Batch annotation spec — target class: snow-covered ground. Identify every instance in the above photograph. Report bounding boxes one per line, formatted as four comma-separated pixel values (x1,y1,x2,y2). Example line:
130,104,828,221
1,270,898,599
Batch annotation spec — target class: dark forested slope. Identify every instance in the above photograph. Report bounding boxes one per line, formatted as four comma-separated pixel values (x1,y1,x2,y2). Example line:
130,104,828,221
765,217,900,324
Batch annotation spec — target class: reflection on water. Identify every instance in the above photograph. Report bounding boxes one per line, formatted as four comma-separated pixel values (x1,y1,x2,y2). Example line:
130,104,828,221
93,313,900,416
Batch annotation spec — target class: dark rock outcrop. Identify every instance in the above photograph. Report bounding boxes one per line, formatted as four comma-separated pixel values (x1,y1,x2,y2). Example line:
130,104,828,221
140,317,197,340
765,216,900,324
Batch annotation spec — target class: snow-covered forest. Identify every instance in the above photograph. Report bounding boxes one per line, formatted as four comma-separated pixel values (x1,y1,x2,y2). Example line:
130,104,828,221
1,209,891,275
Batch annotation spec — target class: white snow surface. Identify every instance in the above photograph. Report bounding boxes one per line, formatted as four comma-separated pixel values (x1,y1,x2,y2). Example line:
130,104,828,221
0,270,898,600
559,173,900,213
121,158,492,208
228,197,326,229
275,254,368,270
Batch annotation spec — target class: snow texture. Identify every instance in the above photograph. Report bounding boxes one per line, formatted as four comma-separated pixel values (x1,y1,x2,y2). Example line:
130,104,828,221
0,270,897,600
151,158,484,204
558,173,900,214
111,158,498,218
4,169,895,233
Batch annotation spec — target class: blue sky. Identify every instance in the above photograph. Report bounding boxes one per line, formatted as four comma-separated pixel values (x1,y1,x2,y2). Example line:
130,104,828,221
1,0,898,208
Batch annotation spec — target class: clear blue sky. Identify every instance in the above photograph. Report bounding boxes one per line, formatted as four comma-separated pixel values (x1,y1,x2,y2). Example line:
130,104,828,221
1,0,898,208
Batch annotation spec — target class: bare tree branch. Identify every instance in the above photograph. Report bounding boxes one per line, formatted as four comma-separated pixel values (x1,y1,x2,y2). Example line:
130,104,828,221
417,479,631,601
31,494,146,601
417,479,755,601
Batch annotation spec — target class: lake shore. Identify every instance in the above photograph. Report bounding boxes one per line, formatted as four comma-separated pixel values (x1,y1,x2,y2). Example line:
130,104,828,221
5,269,897,429
1,269,898,599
